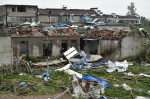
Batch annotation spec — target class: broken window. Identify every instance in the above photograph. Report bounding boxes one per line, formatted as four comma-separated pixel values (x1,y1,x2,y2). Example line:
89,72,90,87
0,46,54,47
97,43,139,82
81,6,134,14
0,6,2,14
61,40,68,52
71,40,77,49
12,8,15,12
102,28,107,30
113,28,118,30
17,6,26,12
43,40,52,57
20,41,28,53
0,16,3,22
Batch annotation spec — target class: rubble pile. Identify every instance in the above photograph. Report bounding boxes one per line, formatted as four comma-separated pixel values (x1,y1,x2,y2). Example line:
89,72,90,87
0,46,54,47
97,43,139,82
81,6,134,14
87,30,128,39
7,28,79,36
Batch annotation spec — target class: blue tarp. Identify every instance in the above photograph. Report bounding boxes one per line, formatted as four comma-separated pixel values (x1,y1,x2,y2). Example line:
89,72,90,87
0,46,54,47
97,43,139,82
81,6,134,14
82,73,109,89
83,38,99,41
81,16,86,19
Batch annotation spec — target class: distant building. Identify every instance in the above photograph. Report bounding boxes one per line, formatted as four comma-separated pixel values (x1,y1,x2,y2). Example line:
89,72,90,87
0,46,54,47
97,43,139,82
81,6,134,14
99,13,141,24
38,8,100,26
97,23,130,31
117,15,141,24
0,4,38,27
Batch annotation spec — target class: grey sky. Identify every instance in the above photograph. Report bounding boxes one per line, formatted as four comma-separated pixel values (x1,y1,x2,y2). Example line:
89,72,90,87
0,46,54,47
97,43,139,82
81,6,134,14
0,0,150,18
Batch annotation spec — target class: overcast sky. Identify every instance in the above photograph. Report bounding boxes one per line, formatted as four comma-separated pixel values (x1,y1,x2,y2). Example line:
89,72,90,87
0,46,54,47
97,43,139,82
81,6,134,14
0,0,150,18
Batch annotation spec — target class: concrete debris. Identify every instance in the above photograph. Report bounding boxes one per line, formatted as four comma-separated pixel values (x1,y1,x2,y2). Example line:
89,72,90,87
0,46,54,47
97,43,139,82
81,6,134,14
8,28,79,37
87,30,128,40
135,96,150,99
106,60,128,72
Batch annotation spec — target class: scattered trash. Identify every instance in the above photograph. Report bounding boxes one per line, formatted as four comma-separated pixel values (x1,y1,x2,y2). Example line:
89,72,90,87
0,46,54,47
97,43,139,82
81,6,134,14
147,90,150,95
20,82,28,87
56,64,82,78
82,73,109,89
141,62,150,66
73,50,94,69
113,83,119,87
106,60,128,72
44,69,51,81
55,64,71,71
135,96,150,99
19,73,26,75
72,74,105,98
124,72,150,78
122,83,132,91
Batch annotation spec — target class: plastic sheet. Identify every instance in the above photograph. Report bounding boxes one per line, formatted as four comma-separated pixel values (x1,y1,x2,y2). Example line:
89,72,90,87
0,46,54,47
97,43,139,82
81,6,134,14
82,73,109,89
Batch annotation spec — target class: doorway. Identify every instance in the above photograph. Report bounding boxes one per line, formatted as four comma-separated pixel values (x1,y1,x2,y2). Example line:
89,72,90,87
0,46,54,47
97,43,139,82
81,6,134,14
43,40,52,57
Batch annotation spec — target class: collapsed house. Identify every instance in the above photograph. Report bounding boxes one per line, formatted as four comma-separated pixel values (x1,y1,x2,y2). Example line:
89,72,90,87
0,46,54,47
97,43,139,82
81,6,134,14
9,28,80,58
83,30,145,60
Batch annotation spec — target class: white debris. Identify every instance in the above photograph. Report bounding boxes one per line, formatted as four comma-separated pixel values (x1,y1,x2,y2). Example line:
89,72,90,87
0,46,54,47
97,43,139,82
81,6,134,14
72,74,105,98
135,96,150,99
122,83,132,91
55,64,71,71
124,72,136,77
72,75,85,97
55,64,82,78
113,83,119,87
106,60,128,72
147,90,150,95
124,72,150,78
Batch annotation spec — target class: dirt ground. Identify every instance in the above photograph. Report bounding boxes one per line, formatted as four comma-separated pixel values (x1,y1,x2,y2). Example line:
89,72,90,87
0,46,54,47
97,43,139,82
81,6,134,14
0,93,72,99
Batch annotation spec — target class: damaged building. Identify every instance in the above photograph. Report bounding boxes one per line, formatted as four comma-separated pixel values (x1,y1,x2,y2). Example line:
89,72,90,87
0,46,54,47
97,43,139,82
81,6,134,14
0,31,13,66
83,30,145,60
99,13,141,24
9,28,80,58
38,7,100,26
0,4,38,27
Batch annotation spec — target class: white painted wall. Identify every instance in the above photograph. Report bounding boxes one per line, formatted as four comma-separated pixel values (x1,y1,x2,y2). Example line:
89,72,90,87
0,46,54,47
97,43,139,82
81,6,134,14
0,36,13,66
121,34,144,58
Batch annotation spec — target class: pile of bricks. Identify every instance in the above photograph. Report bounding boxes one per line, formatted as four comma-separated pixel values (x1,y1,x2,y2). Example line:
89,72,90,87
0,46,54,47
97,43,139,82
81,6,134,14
7,28,79,36
87,30,128,39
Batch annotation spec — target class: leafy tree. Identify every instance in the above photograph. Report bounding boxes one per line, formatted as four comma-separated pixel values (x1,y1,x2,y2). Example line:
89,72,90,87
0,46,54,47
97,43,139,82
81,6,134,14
127,2,137,16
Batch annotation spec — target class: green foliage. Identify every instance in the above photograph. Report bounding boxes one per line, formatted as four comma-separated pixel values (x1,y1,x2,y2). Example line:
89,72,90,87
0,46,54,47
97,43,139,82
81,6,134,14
24,54,39,62
127,2,137,16
0,65,150,98
118,20,125,24
141,17,150,33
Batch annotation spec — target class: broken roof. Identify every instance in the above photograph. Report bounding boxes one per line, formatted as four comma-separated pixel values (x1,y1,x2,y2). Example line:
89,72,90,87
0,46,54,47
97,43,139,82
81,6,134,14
8,28,79,37
86,30,128,40
38,8,100,16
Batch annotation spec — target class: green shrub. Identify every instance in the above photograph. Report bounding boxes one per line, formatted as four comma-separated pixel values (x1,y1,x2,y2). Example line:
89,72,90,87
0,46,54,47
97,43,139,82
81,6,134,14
25,54,39,62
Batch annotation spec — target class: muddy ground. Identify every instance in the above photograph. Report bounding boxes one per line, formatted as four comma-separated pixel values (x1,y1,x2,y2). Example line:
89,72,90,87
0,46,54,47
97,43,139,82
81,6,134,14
0,93,71,99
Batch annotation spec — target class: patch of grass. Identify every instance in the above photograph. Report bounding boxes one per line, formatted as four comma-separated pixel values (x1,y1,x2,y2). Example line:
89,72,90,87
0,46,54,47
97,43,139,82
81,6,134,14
0,65,150,98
